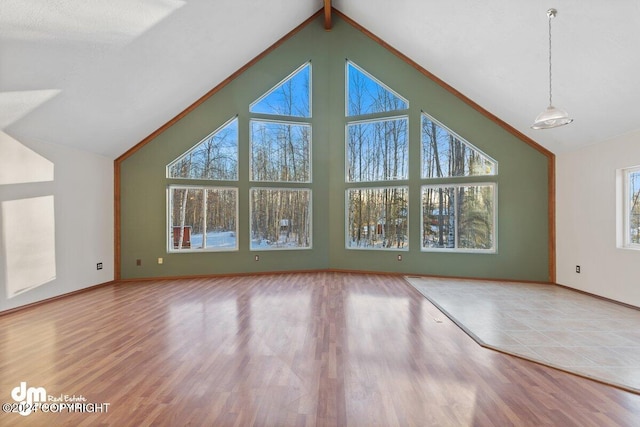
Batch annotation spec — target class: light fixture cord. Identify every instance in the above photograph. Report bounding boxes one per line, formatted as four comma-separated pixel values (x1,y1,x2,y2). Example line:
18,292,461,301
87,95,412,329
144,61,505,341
548,12,553,107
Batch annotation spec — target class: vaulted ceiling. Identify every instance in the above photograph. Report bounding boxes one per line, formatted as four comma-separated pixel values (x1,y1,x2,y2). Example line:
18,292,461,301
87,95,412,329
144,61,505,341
2,0,639,159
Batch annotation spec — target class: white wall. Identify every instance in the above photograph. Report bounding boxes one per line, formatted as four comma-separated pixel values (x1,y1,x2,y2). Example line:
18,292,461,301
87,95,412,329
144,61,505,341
0,132,113,312
556,129,640,308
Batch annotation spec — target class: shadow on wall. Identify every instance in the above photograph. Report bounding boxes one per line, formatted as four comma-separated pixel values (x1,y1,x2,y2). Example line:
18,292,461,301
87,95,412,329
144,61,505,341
0,132,56,298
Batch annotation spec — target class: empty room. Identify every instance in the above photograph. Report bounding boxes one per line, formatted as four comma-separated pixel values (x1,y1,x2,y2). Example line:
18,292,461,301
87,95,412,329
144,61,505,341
1,1,640,425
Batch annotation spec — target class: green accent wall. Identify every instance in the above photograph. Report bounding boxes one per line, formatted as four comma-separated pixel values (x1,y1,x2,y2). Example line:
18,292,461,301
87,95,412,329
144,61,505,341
119,15,550,281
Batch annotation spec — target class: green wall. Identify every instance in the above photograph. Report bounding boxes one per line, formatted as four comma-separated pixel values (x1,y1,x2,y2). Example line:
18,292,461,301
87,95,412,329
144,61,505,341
119,15,550,281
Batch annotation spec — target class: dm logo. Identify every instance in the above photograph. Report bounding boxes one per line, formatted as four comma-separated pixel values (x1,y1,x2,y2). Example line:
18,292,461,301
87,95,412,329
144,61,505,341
11,382,46,416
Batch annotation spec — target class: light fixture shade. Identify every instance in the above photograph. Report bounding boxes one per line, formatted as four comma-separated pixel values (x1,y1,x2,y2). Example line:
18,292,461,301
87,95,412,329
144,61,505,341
531,105,573,129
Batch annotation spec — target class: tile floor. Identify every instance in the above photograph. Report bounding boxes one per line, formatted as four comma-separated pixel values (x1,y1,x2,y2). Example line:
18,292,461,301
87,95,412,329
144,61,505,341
405,276,640,393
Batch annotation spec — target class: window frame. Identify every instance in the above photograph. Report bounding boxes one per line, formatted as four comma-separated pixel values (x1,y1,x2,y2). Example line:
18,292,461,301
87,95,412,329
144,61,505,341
249,61,312,118
249,186,313,251
345,60,409,117
420,182,497,254
345,115,409,183
345,185,409,251
166,116,239,181
167,185,239,253
420,112,497,179
620,165,640,250
249,118,312,183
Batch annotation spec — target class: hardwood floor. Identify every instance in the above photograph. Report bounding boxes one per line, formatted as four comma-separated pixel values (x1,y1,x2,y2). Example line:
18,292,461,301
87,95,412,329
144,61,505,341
1,272,639,426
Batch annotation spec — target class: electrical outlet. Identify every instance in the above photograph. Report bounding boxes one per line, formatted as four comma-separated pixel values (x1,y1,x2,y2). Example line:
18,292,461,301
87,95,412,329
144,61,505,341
254,255,260,261
158,257,163,264
136,259,142,266
97,262,103,270
576,265,581,273
397,254,402,261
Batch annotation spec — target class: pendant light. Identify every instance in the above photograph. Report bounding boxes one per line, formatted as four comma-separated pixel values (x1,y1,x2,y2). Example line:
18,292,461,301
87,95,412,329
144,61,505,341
531,8,573,129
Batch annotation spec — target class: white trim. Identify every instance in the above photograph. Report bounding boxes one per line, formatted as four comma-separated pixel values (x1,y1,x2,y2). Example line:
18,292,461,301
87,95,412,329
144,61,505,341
346,114,409,126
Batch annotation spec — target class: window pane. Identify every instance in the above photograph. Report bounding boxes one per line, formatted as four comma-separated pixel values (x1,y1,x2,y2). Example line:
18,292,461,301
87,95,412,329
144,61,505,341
421,186,455,249
250,188,311,250
347,187,408,250
251,120,311,182
422,184,495,251
457,185,494,250
629,170,640,245
169,187,237,251
421,114,496,178
347,118,408,182
250,63,311,117
347,61,408,116
168,118,238,180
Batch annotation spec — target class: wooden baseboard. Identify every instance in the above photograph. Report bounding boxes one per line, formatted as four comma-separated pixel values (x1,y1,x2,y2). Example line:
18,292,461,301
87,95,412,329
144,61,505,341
110,269,556,285
6,273,634,317
116,269,325,283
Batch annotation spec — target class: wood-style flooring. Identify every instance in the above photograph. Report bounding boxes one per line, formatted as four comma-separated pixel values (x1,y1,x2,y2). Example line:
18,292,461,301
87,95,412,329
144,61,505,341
1,272,639,426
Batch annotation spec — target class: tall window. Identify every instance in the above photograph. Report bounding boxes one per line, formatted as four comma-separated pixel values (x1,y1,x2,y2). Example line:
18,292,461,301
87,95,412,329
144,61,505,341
620,166,640,249
166,117,239,252
346,61,409,250
421,113,497,252
250,62,312,250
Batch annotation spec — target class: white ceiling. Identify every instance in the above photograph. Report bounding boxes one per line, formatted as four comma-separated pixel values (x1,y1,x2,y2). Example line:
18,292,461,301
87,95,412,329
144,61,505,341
2,0,639,159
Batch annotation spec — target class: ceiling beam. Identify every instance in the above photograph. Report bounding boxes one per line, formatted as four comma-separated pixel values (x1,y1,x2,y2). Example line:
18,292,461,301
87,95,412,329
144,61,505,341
324,0,332,30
